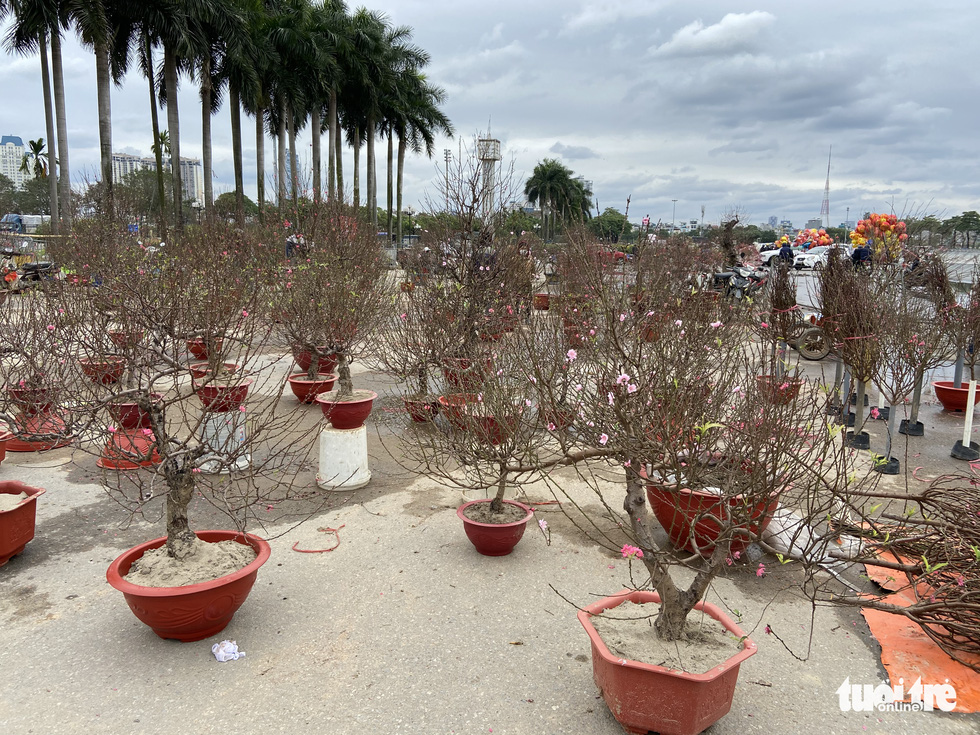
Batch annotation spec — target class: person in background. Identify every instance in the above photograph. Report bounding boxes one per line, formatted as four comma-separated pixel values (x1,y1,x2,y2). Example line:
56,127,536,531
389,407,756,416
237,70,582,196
778,239,794,263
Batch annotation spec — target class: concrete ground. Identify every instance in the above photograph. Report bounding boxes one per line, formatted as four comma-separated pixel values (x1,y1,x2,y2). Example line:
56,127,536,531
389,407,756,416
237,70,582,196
1,339,978,735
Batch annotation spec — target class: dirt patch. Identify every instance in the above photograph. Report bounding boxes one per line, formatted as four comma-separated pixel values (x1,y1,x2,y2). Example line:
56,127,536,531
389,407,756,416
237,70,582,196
462,501,527,524
125,537,256,588
590,600,740,674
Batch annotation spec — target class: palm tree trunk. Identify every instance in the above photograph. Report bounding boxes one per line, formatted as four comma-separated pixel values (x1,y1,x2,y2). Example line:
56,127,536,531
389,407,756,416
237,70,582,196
352,126,360,210
163,46,183,233
145,38,168,241
255,106,264,222
327,91,336,201
287,107,297,207
230,83,244,225
277,103,286,210
366,115,376,228
50,29,70,229
200,57,213,216
335,115,344,199
95,42,113,216
311,106,321,205
386,133,393,241
396,135,405,244
38,33,59,234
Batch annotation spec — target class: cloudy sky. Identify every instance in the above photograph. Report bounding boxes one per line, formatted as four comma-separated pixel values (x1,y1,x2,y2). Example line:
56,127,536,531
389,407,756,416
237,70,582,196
0,0,977,229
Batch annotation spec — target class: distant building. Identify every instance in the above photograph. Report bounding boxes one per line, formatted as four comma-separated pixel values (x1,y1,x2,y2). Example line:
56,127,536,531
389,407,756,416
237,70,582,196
805,218,823,230
111,151,204,206
767,216,778,230
0,135,31,188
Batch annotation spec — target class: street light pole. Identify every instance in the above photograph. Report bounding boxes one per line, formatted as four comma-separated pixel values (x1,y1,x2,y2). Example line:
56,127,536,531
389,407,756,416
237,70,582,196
406,205,415,246
443,149,451,212
671,199,678,234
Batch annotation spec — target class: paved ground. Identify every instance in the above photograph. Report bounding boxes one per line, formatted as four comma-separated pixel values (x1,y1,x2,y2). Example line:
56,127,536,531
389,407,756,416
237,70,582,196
1,344,978,735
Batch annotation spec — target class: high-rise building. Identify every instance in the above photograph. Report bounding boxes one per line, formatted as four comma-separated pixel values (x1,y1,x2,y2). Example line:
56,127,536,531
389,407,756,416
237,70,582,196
111,151,204,206
0,135,31,188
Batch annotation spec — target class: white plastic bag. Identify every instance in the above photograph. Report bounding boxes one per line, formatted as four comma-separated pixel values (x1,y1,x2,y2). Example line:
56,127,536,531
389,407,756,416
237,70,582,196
211,640,245,662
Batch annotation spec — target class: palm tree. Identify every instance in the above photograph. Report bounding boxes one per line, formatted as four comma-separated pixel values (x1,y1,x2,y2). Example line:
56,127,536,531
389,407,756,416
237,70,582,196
524,159,573,241
20,138,49,178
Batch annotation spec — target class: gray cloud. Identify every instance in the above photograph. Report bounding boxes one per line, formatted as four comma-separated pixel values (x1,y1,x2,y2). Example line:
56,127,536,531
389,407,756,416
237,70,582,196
549,142,599,160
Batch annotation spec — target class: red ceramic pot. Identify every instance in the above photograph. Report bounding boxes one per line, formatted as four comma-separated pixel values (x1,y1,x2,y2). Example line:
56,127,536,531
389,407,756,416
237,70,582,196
106,530,271,642
403,397,440,423
0,428,11,464
6,385,57,414
457,499,533,556
646,481,779,558
0,481,45,566
186,338,224,361
287,373,337,403
291,345,339,375
108,394,162,430
755,375,803,405
532,293,550,311
194,378,253,412
188,362,240,380
578,589,757,735
932,380,979,412
315,390,377,430
438,393,479,431
108,330,143,349
97,428,161,470
79,356,127,385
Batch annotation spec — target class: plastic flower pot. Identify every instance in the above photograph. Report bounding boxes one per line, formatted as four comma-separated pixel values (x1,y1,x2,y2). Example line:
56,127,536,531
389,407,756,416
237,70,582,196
188,362,240,380
402,396,440,423
578,589,757,735
315,390,377,430
105,530,271,642
755,375,803,405
287,373,337,404
291,345,339,375
457,499,533,556
441,357,489,392
79,356,126,385
108,330,143,349
932,380,979,412
186,337,224,361
0,481,45,566
194,378,254,413
645,479,779,558
532,293,550,311
6,385,57,414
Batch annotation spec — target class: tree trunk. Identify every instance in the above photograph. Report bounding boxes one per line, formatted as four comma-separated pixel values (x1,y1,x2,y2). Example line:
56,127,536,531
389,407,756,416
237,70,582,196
311,106,321,205
366,115,376,229
230,83,244,225
164,465,198,559
38,33,59,234
352,127,360,210
255,106,264,222
50,28,70,228
95,42,113,216
396,135,406,244
277,103,286,210
327,91,336,201
287,107,297,207
386,133,393,241
200,56,213,215
335,113,344,199
336,352,352,398
145,38,168,242
163,46,183,233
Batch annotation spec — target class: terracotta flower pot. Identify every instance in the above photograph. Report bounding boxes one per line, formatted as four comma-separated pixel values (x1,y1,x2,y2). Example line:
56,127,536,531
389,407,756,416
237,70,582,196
0,481,45,567
315,390,377,430
105,530,271,642
646,481,779,558
188,362,240,379
578,589,758,735
108,394,162,430
532,293,550,311
441,357,489,392
457,499,533,556
79,356,127,385
194,377,253,412
756,374,803,405
287,373,338,403
932,380,979,412
186,337,224,361
291,345,339,375
403,396,440,423
437,394,520,444
108,330,143,349
6,385,57,414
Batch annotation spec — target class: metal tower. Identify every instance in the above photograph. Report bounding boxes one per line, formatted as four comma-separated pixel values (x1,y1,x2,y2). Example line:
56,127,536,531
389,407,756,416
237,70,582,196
820,146,832,229
477,137,501,218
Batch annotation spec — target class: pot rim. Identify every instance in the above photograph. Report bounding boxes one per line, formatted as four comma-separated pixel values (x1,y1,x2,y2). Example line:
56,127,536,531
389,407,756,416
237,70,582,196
456,498,533,528
0,481,45,511
106,530,271,597
577,588,757,683
315,389,378,406
287,372,338,383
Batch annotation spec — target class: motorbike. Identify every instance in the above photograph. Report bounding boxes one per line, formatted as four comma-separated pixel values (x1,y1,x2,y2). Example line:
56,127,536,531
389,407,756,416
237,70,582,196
711,264,769,300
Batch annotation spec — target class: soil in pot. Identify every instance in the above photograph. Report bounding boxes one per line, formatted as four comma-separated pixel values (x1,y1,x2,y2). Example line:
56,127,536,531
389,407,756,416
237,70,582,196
457,499,533,556
461,501,528,524
0,491,26,512
125,536,256,588
316,389,377,430
590,600,739,675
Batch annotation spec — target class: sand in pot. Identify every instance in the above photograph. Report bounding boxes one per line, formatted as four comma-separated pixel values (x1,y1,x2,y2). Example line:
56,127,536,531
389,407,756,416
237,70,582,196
0,492,27,512
591,600,739,674
462,502,527,524
125,537,256,588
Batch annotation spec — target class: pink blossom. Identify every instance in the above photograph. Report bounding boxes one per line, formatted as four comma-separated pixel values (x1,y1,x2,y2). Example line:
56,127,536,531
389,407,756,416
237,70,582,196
547,422,556,431
575,383,583,391
108,426,117,433
525,399,533,407
627,384,638,394
726,557,734,566
566,349,577,362
616,373,631,385
870,407,879,419
141,429,153,436
621,544,643,559
756,563,766,577
957,575,965,587
674,320,683,327
619,313,626,322
239,406,246,413
599,433,609,445
46,324,55,331
760,322,769,329
399,312,407,321
589,329,595,336
538,519,548,530
192,468,202,474
710,321,723,329
623,460,631,467
607,392,615,405
765,625,772,635
242,310,249,318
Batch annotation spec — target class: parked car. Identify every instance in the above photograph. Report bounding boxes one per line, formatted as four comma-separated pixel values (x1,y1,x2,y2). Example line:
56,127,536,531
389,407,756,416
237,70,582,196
759,246,801,267
793,244,850,270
